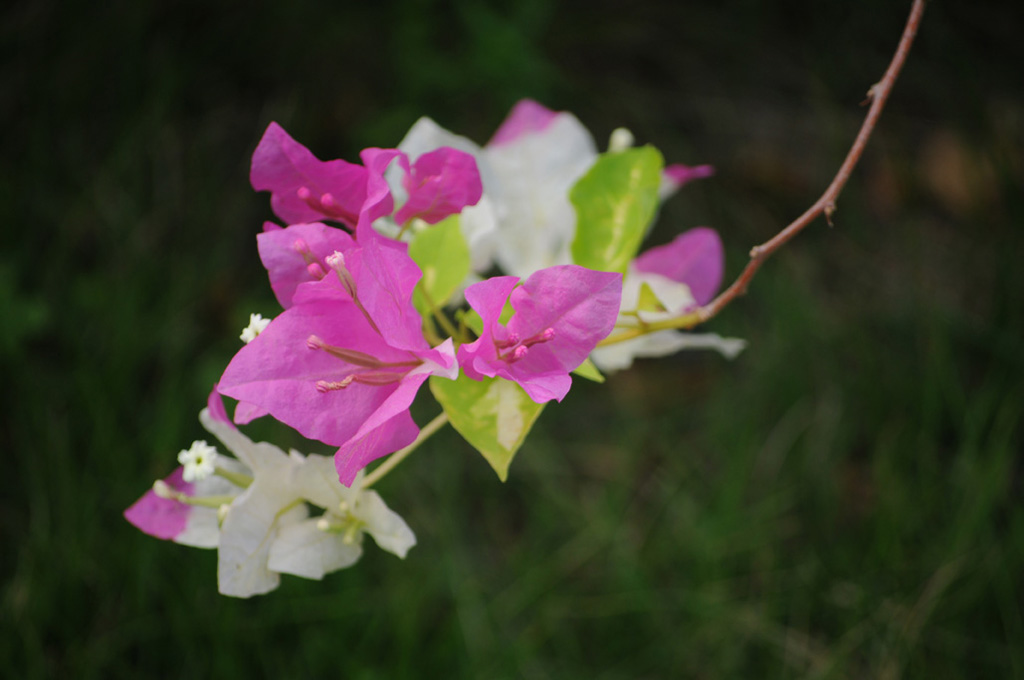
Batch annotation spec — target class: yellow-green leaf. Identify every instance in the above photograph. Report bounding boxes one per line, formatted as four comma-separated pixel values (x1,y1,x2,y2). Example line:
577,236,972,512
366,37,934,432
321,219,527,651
429,374,545,481
570,146,664,274
408,215,470,316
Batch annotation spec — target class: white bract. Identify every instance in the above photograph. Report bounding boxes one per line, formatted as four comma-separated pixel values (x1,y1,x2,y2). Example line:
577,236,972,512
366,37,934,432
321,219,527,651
135,408,416,598
267,455,416,580
590,268,748,372
193,408,416,597
393,112,597,279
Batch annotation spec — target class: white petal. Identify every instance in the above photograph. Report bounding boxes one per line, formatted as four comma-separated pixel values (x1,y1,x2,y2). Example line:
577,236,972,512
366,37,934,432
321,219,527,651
589,338,642,372
398,117,484,162
459,195,499,273
199,408,290,471
591,330,747,373
667,332,747,360
623,270,697,321
174,464,248,548
291,453,360,511
216,480,307,598
482,113,597,277
173,507,221,548
355,490,417,558
267,518,363,580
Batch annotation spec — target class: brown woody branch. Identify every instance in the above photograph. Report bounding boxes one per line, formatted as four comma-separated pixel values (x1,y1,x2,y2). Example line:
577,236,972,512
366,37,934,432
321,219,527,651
692,0,926,326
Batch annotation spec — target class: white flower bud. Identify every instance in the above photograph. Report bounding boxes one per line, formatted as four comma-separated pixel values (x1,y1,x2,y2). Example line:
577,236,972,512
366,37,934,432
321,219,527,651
608,127,635,152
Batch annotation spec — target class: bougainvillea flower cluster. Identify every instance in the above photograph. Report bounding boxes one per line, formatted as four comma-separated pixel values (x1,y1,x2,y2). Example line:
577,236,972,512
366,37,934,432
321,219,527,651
126,99,741,597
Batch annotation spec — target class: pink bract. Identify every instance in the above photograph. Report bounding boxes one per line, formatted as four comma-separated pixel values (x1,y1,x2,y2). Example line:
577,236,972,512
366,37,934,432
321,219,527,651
458,265,622,403
663,163,715,190
123,467,194,541
488,99,560,146
633,227,724,306
257,222,357,309
251,122,370,227
218,237,457,486
393,147,483,225
354,147,403,242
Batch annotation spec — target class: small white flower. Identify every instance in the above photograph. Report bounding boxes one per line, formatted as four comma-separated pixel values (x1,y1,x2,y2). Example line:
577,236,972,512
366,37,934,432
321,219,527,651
239,313,271,344
177,440,219,482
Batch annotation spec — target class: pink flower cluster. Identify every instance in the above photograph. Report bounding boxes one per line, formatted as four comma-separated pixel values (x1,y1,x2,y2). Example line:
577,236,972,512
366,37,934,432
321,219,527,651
220,120,623,486
123,101,740,598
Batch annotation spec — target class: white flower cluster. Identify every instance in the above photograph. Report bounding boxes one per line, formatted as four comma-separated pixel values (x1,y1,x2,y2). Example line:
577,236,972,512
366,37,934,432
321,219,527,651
142,408,416,598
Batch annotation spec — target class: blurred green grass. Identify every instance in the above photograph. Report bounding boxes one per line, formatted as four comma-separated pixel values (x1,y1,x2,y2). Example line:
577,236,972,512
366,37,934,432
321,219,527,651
2,0,1022,677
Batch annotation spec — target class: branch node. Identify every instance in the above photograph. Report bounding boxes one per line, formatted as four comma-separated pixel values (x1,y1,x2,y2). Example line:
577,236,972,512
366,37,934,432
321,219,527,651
824,202,837,227
861,84,880,106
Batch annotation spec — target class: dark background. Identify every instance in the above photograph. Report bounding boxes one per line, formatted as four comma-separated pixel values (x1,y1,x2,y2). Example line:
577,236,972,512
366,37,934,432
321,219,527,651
3,1,1022,677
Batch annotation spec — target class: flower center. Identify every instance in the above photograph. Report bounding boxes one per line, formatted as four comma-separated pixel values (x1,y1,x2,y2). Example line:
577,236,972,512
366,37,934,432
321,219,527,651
495,327,555,363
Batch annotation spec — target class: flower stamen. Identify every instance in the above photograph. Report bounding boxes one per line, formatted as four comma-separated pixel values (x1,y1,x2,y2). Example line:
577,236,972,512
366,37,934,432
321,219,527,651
496,327,555,362
306,335,420,369
296,187,358,225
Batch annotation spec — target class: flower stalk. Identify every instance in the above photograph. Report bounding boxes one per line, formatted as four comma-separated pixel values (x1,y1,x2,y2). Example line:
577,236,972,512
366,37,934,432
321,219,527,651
361,411,449,489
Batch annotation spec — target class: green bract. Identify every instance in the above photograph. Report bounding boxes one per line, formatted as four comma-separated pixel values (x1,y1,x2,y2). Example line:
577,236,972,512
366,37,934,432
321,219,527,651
569,146,664,274
429,374,545,482
408,215,470,314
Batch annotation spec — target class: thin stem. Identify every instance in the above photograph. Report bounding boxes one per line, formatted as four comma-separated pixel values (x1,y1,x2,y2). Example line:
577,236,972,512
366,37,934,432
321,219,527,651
692,0,926,326
419,285,461,340
215,466,253,489
276,498,305,518
361,412,449,489
598,309,703,346
421,312,443,347
167,490,236,509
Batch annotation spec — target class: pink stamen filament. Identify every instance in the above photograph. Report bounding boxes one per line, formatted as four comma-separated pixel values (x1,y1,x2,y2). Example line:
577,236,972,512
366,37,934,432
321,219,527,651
324,251,358,299
494,333,520,350
315,370,408,392
297,186,358,225
306,335,421,369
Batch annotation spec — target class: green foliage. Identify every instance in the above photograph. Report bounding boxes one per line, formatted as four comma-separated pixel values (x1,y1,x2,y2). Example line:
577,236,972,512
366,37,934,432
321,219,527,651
429,374,545,482
408,216,471,315
569,147,663,274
